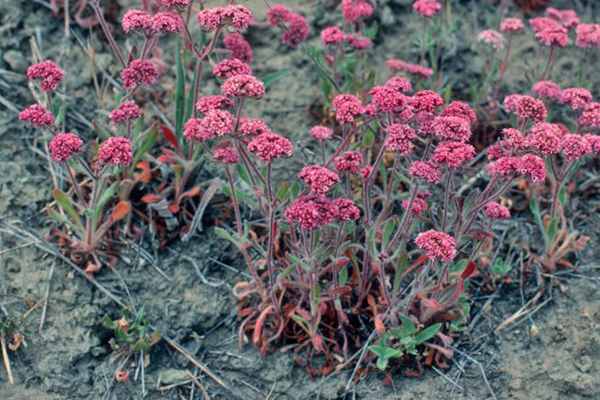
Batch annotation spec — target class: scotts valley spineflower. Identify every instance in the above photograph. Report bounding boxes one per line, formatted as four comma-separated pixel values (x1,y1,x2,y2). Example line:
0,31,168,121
332,198,361,221
285,195,334,230
341,0,373,22
385,124,416,155
98,137,133,166
360,166,373,180
432,116,472,142
584,134,600,153
345,34,372,50
575,24,600,48
579,102,600,128
432,141,476,169
221,74,265,98
196,95,232,114
530,17,560,34
412,0,442,18
478,29,506,50
310,126,333,141
385,76,412,93
369,86,407,113
110,102,141,124
415,230,456,261
121,59,158,89
439,101,477,124
386,59,434,79
321,26,346,45
49,133,83,162
298,165,341,194
238,118,272,136
527,124,561,155
247,132,293,162
410,90,444,113
122,10,153,34
486,145,504,161
27,60,64,91
213,58,253,79
282,13,309,46
535,24,569,47
197,5,254,31
532,81,562,101
502,128,527,150
223,33,253,63
560,134,591,161
267,5,292,26
213,147,240,164
503,94,524,112
334,151,362,173
516,154,546,183
152,11,184,34
184,110,234,142
410,160,441,184
515,96,547,123
500,17,524,33
484,202,510,219
19,104,54,127
560,88,593,110
402,197,428,215
546,7,579,28
333,94,363,124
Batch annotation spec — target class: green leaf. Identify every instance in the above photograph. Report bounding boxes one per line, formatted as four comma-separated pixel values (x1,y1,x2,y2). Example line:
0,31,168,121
53,189,83,229
236,162,253,187
55,102,67,127
214,227,240,247
415,323,442,345
93,182,119,227
101,314,117,330
546,217,558,244
363,128,374,147
131,125,158,172
338,265,348,287
174,41,186,139
529,197,548,247
399,315,416,337
276,182,290,201
185,63,200,123
290,182,301,200
262,71,289,89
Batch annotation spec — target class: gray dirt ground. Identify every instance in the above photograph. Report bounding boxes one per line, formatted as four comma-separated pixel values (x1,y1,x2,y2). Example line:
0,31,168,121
1,0,600,399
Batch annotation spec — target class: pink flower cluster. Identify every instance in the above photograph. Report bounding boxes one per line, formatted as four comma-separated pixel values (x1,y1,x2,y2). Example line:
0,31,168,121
384,124,416,155
183,110,234,142
514,96,547,123
121,59,158,89
333,94,364,124
19,104,54,128
123,9,185,35
152,11,184,34
49,133,83,162
527,124,561,155
410,161,440,184
238,118,272,136
439,101,477,124
478,29,506,49
579,102,600,128
299,165,341,194
532,20,569,47
27,60,64,91
247,132,293,162
223,34,253,63
432,141,476,169
370,86,407,113
282,13,310,46
560,134,592,161
213,58,253,79
285,195,359,230
341,0,373,22
267,5,292,26
415,230,456,261
334,151,362,173
576,24,600,48
333,198,361,221
110,102,141,124
560,88,592,110
310,126,333,141
321,26,346,45
196,95,232,114
197,5,254,31
98,137,133,166
500,18,524,33
402,191,430,215
386,59,434,79
412,0,442,18
221,74,265,99
345,34,372,49
410,90,444,113
532,81,561,101
484,202,510,219
431,116,472,142
546,7,579,28
213,147,240,164
385,76,412,93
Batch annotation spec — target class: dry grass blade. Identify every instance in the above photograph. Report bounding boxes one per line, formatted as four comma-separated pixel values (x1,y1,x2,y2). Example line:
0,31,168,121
182,178,222,242
0,333,13,384
494,289,544,332
185,369,211,400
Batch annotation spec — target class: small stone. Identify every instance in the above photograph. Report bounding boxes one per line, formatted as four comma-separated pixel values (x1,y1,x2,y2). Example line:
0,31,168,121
575,355,592,373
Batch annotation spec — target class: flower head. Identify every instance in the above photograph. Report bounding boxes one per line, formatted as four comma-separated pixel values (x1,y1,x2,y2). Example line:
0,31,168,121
402,197,428,215
527,124,561,155
285,195,334,230
345,34,372,49
576,24,600,48
341,0,373,22
532,81,561,101
238,118,272,136
27,60,63,91
410,90,444,113
432,141,476,169
486,145,504,161
152,11,184,34
19,104,54,127
321,26,346,45
98,137,133,166
122,10,153,34
299,165,340,194
369,86,407,113
213,147,240,164
248,132,293,162
213,58,253,79
197,5,254,31
579,102,600,128
502,128,527,150
386,59,433,79
49,133,83,163
503,94,524,112
561,134,591,161
535,24,569,47
310,126,333,141
221,74,265,98
360,166,373,180
110,102,141,124
515,96,547,123
385,76,412,93
439,101,476,124
478,29,506,49
413,0,442,18
267,5,292,26
121,59,158,89
432,116,472,142
333,94,363,124
516,154,546,183
584,134,600,154
282,13,309,46
334,151,362,173
560,88,592,110
385,124,416,155
410,160,441,184
415,230,456,261
484,202,510,219
546,7,579,28
183,110,234,142
500,18,524,33
196,95,232,114
332,198,361,221
223,33,253,63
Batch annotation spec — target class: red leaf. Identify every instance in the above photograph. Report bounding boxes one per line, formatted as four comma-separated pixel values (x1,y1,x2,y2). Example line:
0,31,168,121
253,305,274,345
182,186,202,198
375,315,385,335
311,335,324,352
421,298,441,310
157,155,177,163
109,201,131,222
461,261,477,280
141,194,162,203
169,204,179,214
162,125,183,157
